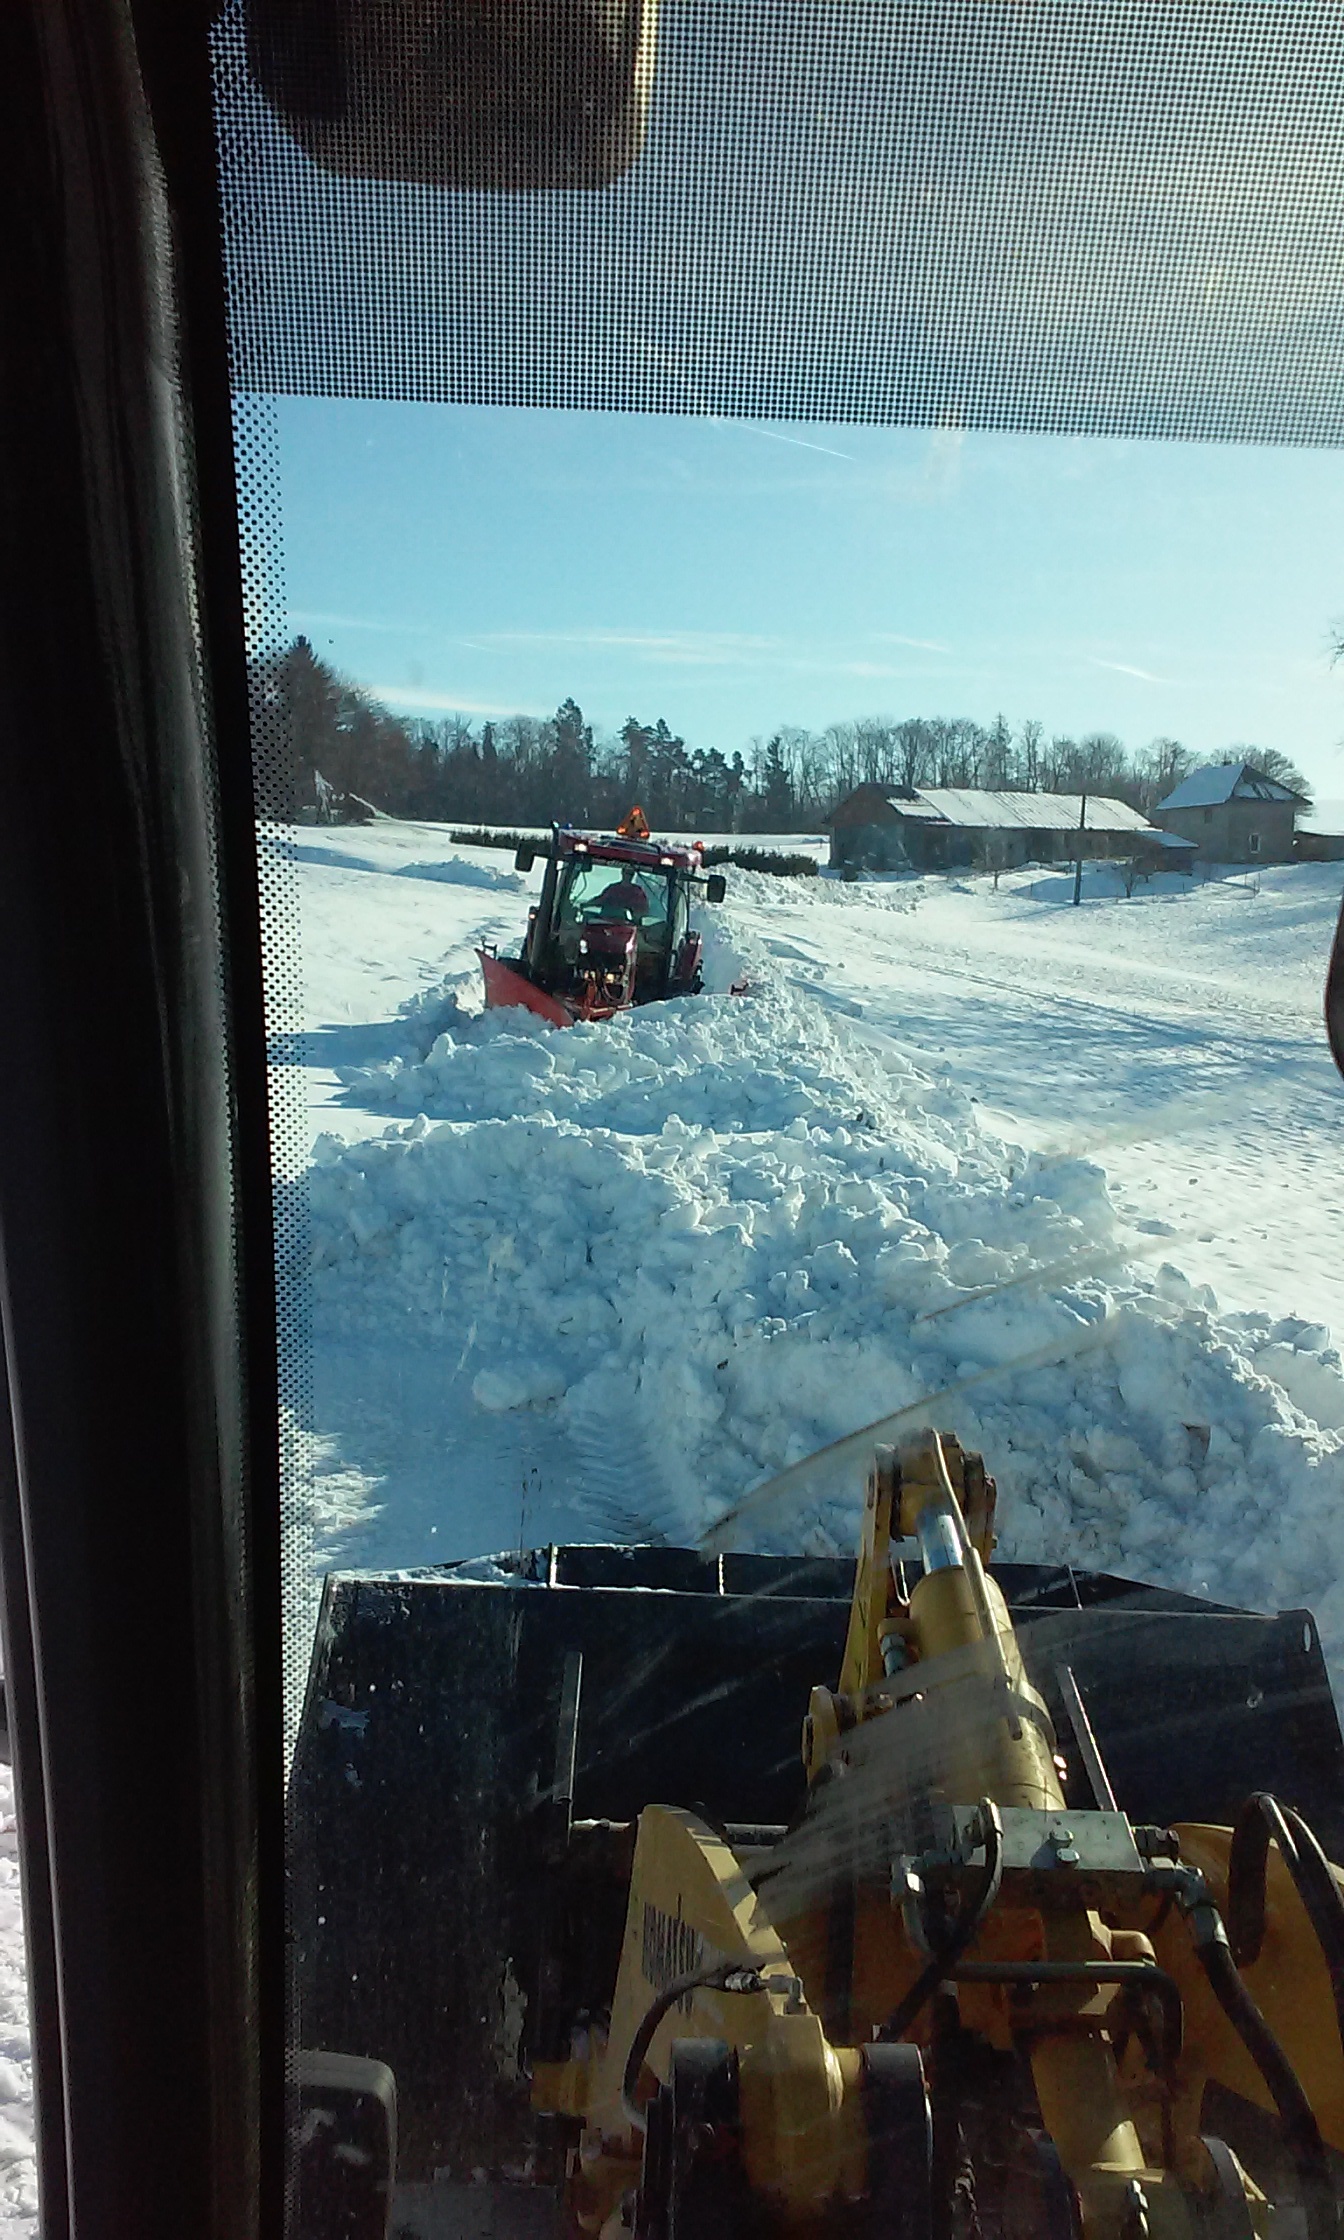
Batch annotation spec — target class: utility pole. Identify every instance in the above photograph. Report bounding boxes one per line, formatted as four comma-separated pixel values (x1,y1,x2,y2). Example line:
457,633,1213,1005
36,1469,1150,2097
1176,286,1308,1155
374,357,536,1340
1073,788,1087,906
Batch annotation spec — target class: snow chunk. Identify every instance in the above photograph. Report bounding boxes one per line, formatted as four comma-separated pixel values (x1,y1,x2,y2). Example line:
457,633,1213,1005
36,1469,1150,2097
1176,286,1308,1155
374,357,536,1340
472,1362,569,1412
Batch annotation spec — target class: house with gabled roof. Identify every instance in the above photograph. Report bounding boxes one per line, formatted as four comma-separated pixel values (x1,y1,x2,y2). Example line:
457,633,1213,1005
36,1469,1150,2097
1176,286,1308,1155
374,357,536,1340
1155,761,1308,864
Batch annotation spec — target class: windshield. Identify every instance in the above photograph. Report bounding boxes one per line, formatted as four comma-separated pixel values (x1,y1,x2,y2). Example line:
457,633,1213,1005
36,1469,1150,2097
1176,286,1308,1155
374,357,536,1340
201,6,1344,2237
557,858,670,926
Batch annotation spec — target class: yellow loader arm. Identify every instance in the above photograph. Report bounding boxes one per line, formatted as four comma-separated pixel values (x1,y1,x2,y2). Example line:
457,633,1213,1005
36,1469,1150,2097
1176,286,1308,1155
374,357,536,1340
536,1432,1344,2240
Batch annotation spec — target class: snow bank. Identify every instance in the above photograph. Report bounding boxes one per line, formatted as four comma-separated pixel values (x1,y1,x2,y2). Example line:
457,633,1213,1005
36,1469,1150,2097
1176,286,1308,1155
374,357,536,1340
307,924,1344,1684
0,1769,34,2237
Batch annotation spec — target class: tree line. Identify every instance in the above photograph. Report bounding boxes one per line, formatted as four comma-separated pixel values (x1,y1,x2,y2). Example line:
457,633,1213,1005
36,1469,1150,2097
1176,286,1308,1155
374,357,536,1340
256,636,1312,829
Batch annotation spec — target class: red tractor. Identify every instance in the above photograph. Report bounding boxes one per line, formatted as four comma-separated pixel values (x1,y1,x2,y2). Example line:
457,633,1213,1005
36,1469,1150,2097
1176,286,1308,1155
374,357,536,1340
478,812,726,1027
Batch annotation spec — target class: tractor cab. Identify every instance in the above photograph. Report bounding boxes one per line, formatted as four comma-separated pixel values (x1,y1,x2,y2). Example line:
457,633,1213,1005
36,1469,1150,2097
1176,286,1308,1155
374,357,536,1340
479,817,726,1027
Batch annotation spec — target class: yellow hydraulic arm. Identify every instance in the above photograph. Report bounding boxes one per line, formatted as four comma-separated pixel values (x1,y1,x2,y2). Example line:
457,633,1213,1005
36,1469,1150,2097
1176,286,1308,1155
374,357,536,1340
535,1431,1344,2240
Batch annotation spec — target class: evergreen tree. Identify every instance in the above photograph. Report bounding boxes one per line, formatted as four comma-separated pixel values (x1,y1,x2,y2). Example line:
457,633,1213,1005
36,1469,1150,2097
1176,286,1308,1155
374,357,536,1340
983,712,1013,790
546,698,593,820
762,734,793,826
620,716,651,809
278,635,344,809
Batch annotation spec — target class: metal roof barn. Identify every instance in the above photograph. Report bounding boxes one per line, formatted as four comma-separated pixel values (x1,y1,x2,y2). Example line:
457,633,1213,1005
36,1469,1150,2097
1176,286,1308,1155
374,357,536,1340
903,789,1152,833
828,785,1165,872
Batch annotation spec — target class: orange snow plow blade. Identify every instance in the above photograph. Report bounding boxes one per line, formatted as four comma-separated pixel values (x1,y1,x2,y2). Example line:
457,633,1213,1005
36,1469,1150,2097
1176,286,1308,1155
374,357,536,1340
478,948,575,1028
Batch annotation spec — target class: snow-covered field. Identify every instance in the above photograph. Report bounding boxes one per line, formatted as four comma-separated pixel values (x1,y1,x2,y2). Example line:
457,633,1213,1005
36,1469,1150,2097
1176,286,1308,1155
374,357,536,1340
287,821,1344,1666
4,823,1342,2231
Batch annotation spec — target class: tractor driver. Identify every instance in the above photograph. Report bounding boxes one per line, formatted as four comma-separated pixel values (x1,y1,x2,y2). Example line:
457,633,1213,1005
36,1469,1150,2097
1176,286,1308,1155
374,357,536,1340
593,863,650,923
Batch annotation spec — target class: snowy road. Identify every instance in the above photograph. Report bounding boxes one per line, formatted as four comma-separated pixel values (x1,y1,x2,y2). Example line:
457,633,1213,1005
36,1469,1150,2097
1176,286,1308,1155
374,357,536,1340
745,863,1344,1334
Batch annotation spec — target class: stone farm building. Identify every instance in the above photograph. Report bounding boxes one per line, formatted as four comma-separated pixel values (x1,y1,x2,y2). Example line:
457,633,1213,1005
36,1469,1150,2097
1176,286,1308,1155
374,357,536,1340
1155,762,1308,864
828,784,1171,873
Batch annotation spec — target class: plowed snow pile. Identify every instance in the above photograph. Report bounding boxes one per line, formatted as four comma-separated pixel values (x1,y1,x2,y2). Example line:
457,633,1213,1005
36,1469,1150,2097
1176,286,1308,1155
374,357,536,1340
304,875,1344,1681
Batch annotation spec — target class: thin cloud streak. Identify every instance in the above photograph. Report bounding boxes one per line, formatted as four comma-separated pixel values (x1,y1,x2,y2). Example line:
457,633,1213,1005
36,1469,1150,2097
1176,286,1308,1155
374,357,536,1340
467,627,945,682
873,632,953,655
367,683,546,716
747,427,857,462
478,626,778,662
1086,656,1172,684
291,608,435,637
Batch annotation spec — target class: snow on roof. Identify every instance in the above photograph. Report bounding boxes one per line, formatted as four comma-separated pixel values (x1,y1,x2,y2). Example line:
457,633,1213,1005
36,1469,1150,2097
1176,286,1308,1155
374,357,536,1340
1157,761,1303,811
890,788,1153,834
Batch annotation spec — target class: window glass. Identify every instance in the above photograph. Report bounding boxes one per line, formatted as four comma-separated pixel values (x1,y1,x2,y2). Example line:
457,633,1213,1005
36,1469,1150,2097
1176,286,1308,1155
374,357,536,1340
558,861,666,924
211,6,1344,2232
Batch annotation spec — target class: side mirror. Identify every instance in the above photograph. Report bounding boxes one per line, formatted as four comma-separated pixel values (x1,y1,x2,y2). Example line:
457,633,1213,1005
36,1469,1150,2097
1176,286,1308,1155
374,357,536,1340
295,2051,396,2240
514,845,535,873
706,874,726,904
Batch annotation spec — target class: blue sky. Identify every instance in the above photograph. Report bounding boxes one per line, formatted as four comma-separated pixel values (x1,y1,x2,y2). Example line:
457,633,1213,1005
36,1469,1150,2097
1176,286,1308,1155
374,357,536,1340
275,398,1344,789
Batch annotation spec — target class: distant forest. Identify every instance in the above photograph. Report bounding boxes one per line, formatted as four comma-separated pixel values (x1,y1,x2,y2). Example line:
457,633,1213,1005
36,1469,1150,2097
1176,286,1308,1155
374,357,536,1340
256,636,1313,830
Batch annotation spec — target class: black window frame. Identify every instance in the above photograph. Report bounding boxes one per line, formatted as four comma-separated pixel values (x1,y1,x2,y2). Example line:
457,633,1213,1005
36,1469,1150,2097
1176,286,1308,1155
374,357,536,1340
0,6,285,2236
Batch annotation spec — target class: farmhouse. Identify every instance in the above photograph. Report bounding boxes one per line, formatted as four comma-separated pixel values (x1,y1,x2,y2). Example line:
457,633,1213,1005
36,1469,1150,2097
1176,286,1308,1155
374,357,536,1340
828,783,1167,873
1155,762,1307,864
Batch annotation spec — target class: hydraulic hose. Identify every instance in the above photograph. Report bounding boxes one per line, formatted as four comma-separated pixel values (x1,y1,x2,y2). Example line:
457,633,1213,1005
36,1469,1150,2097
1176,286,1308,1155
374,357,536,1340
879,1800,1005,2045
1157,1861,1338,2240
1228,1793,1344,2066
620,1961,799,2133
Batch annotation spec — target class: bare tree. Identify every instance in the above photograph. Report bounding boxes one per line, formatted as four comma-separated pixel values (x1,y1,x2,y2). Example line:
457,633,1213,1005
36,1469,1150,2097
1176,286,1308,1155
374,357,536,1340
1042,735,1076,792
823,721,862,799
896,718,933,791
1223,743,1313,803
1076,731,1128,794
1132,736,1191,815
1017,717,1044,791
852,716,901,786
784,727,833,821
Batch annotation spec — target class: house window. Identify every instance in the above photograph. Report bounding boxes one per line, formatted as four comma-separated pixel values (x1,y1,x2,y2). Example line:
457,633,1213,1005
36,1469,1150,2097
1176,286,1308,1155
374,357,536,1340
1203,808,1213,824
1248,831,1261,855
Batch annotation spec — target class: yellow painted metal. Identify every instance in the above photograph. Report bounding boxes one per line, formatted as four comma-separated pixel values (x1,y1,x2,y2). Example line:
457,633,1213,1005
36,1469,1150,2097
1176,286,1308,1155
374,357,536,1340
571,1805,867,2227
891,1436,1176,2234
1151,1825,1344,2154
895,1427,995,1561
739,2021,868,2208
905,1565,1061,1810
531,2050,597,2121
547,1430,1342,2237
838,1446,897,1697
